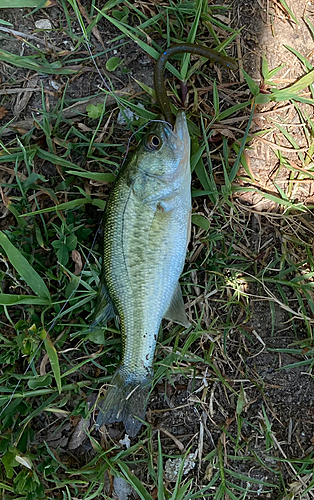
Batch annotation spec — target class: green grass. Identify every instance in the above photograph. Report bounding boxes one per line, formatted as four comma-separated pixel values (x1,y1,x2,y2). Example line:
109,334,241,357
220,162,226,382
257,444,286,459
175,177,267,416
1,0,314,499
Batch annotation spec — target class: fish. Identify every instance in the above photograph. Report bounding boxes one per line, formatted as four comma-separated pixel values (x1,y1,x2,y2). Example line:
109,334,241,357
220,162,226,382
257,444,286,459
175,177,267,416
95,110,191,436
95,44,237,436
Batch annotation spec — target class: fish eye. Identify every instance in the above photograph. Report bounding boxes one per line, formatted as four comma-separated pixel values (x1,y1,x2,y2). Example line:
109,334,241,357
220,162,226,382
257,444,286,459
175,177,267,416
144,134,162,151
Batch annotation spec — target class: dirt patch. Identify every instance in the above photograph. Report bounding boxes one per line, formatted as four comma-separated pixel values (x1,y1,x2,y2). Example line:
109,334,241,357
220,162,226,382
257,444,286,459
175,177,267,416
233,0,314,208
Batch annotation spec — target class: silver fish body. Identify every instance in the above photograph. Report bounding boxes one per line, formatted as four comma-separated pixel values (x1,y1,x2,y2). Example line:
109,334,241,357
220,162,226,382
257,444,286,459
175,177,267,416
96,110,191,436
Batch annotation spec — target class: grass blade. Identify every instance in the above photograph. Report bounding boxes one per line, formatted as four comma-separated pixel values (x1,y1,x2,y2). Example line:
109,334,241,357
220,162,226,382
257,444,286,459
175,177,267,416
0,49,79,75
232,186,307,210
118,461,154,500
1,0,48,6
0,294,50,305
21,198,90,216
242,69,259,96
272,69,314,97
98,12,182,80
217,101,251,121
180,0,202,80
157,432,164,500
229,101,255,182
66,171,115,182
284,44,313,71
278,0,299,24
42,331,62,394
0,231,50,300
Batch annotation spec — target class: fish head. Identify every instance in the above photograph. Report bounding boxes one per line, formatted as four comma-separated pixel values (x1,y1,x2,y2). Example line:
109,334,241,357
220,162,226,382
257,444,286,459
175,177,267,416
128,111,191,209
136,110,190,179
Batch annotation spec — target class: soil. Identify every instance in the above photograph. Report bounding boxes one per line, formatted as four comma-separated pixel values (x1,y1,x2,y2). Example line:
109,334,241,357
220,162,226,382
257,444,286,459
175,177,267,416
234,0,314,208
1,1,314,499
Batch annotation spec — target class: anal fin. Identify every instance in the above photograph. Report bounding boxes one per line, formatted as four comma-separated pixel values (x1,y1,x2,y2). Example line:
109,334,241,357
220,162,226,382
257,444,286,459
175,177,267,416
164,283,191,328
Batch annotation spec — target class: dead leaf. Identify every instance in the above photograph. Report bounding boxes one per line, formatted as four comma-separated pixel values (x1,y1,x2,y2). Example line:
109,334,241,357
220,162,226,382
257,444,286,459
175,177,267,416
45,422,71,449
70,415,81,426
1,85,133,137
159,426,185,452
40,353,49,375
214,14,230,24
72,250,83,275
12,126,29,135
204,463,213,482
0,166,27,180
68,415,90,450
151,487,158,500
94,109,115,144
77,123,93,132
0,106,8,119
213,128,236,140
13,77,38,117
0,186,10,207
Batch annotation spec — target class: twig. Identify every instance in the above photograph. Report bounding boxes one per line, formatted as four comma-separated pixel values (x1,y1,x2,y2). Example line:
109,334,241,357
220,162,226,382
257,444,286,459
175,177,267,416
158,426,185,452
254,135,308,153
236,34,244,82
0,87,40,95
0,26,62,52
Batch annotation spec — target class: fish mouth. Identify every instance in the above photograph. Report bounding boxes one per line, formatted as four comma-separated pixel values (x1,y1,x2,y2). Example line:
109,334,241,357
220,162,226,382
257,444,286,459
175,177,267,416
173,110,189,143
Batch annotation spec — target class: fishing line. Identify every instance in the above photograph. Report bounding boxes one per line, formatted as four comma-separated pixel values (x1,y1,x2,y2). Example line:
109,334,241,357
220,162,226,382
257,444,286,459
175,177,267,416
75,14,127,112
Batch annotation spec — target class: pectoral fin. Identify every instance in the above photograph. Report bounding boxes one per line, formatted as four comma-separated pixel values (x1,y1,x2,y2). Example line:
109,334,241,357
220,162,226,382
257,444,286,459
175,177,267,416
164,283,191,328
91,282,115,328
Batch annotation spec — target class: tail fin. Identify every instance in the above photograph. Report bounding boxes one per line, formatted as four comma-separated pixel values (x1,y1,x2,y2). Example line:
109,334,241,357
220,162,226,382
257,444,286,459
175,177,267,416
96,367,152,437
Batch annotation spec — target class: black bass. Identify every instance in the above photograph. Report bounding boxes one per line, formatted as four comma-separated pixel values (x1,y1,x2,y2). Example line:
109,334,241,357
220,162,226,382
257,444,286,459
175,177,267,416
95,110,191,436
95,44,237,436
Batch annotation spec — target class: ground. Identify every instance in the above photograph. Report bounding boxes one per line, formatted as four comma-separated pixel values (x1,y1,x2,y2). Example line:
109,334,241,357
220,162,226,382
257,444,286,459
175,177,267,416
1,1,314,499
